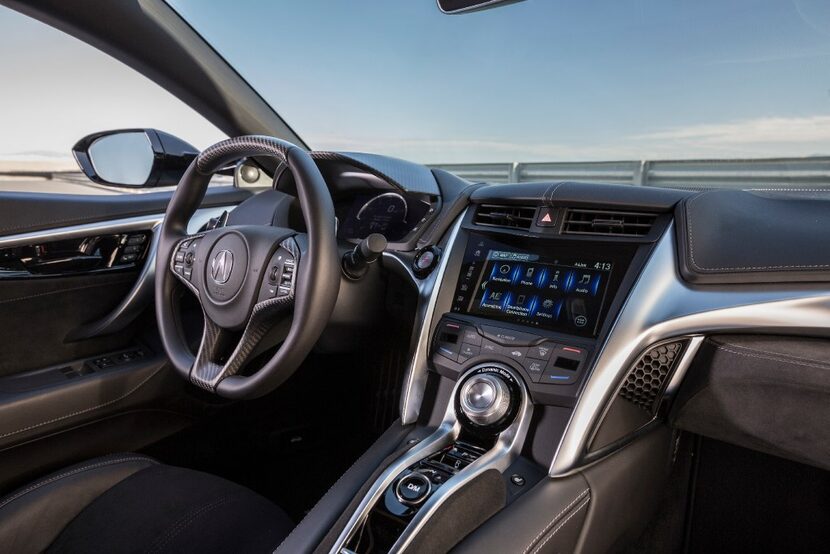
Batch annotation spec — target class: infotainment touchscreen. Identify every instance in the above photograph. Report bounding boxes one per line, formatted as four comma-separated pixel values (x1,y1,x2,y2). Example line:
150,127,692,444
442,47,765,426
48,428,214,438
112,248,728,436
451,233,631,337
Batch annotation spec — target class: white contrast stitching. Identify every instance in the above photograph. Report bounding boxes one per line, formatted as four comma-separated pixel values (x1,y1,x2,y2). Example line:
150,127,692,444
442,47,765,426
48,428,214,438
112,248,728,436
531,496,591,554
0,456,156,511
686,192,830,271
715,341,830,368
543,182,568,207
522,488,589,554
148,493,239,553
0,365,165,440
715,344,830,372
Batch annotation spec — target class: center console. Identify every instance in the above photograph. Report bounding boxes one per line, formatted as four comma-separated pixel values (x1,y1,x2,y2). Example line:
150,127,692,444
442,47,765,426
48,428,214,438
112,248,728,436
331,193,676,553
336,363,533,553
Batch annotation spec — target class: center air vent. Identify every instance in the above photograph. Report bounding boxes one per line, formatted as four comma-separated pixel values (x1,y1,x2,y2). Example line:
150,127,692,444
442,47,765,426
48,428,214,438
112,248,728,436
474,204,535,230
563,208,656,237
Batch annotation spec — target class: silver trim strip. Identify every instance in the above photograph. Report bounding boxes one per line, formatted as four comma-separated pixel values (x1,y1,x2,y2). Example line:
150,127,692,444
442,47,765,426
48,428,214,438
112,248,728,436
550,222,830,476
331,363,532,554
398,212,466,424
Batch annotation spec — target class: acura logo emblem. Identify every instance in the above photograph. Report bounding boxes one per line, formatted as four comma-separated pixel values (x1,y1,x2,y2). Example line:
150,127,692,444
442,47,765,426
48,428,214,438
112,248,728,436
210,250,234,284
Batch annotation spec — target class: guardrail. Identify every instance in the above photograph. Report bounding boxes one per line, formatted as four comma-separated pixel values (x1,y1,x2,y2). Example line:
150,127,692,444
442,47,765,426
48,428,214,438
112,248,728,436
431,157,830,189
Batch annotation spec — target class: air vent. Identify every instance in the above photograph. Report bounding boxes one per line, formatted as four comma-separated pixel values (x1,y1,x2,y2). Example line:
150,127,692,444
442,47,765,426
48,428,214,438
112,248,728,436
619,340,688,414
563,208,657,237
474,204,535,230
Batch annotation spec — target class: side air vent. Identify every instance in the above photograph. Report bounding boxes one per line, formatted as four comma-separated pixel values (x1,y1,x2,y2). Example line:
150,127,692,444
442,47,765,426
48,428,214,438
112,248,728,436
562,208,657,237
619,340,688,414
474,204,535,230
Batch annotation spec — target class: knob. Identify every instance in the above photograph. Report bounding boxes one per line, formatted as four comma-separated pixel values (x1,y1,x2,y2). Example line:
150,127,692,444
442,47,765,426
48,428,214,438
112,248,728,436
459,373,511,427
342,233,387,280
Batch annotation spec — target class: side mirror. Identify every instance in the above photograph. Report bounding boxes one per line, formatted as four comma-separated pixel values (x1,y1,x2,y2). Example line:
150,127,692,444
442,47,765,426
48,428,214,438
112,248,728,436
72,129,198,188
437,0,524,14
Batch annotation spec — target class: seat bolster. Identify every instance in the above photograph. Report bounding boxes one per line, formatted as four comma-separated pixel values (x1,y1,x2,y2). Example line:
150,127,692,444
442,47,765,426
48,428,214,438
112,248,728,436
0,453,157,554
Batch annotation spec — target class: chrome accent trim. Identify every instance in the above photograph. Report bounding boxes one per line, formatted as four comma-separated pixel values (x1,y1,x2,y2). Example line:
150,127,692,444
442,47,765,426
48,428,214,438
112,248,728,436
663,335,706,398
0,208,228,248
550,222,830,476
398,212,466,424
331,363,532,554
584,335,704,452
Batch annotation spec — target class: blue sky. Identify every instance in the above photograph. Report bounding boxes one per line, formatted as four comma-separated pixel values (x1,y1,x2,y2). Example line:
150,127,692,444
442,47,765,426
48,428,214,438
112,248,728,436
169,0,830,162
1,0,830,164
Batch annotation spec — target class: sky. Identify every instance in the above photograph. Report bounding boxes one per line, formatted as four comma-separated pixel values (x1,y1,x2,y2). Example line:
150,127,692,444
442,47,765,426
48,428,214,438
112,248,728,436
2,0,830,165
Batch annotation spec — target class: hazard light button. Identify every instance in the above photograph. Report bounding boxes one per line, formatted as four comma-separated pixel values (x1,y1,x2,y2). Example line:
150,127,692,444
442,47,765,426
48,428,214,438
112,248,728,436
536,207,558,227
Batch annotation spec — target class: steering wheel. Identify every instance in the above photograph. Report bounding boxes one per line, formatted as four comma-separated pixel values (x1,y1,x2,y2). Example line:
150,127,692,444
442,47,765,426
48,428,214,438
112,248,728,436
154,136,340,399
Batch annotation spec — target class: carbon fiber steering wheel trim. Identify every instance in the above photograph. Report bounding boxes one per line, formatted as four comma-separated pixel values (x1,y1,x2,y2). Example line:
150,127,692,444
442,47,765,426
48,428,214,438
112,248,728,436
196,135,293,175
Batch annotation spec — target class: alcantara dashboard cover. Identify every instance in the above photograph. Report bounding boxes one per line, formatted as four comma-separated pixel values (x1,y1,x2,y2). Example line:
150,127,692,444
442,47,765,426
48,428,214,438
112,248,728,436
675,189,830,284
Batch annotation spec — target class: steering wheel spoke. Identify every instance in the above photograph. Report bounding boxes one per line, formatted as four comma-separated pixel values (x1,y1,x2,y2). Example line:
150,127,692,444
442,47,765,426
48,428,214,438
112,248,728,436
189,237,300,391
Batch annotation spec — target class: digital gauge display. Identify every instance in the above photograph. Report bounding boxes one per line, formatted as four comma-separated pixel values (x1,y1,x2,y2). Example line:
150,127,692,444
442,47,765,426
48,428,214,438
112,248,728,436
338,192,431,241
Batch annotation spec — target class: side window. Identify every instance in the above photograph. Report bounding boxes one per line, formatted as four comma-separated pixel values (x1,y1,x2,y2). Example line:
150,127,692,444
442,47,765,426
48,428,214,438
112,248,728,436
0,6,226,194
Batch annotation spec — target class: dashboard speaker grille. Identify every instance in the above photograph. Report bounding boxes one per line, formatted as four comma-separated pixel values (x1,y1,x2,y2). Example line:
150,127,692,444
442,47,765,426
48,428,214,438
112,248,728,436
619,340,687,413
473,204,535,230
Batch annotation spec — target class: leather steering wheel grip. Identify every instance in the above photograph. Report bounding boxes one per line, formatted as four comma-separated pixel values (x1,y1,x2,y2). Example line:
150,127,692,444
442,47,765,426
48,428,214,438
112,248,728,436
154,136,340,399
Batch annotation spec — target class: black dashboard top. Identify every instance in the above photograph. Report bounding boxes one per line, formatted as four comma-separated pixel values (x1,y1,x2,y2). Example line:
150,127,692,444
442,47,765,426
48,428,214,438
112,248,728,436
471,181,691,212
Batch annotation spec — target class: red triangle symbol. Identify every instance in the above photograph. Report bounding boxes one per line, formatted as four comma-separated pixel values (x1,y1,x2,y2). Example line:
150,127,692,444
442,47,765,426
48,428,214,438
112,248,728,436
541,213,552,223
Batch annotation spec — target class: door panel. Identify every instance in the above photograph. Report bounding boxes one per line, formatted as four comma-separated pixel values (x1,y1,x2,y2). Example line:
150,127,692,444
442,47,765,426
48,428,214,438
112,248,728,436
0,190,248,487
0,272,138,375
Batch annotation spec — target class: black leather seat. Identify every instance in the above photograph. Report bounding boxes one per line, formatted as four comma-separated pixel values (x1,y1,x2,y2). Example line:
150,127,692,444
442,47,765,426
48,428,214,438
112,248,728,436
0,453,294,553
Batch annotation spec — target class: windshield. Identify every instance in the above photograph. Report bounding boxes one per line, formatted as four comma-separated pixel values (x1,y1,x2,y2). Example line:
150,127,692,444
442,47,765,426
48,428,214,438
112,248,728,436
169,0,830,165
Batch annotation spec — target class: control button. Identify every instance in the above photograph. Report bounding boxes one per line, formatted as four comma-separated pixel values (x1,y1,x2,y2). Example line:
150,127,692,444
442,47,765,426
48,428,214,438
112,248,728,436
510,474,526,487
503,347,528,363
119,253,137,263
269,266,279,283
183,267,192,280
479,340,502,355
479,325,540,347
539,368,578,385
277,285,291,297
436,345,458,361
458,343,480,362
173,264,184,275
127,234,147,245
435,320,462,361
527,343,555,361
184,252,195,266
414,249,435,270
174,251,185,263
523,359,546,382
396,473,432,505
124,244,142,254
536,207,558,227
461,328,482,346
